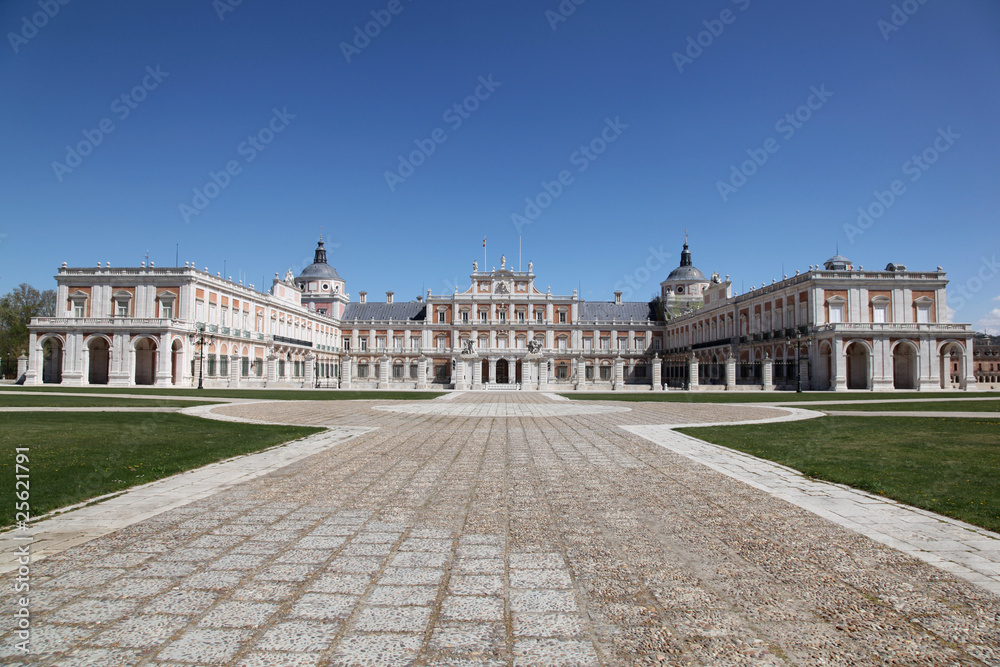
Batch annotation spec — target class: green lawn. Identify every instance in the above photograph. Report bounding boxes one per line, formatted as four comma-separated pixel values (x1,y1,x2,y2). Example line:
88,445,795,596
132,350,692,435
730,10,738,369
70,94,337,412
678,416,1000,531
819,400,1000,412
0,413,322,527
0,386,444,401
0,394,217,408
560,391,995,404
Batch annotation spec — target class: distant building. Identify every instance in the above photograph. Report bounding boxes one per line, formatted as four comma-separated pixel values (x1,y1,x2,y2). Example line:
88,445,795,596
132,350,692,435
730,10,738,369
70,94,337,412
26,238,979,391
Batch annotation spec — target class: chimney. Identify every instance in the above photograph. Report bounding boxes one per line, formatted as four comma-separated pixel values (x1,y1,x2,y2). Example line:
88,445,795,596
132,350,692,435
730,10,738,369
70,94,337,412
614,290,623,305
359,291,367,304
386,291,394,304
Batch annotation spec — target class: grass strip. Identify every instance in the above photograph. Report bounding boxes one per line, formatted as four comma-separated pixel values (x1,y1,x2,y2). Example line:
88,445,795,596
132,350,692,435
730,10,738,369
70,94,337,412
1,412,322,527
678,416,1000,532
0,386,444,401
559,391,995,403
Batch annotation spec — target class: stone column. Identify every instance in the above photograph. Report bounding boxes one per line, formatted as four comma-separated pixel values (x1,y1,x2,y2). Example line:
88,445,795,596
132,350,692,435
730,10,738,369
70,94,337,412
108,333,129,387
725,355,736,390
416,356,427,389
832,338,847,391
508,356,517,385
613,356,624,390
266,353,277,384
453,358,466,390
651,354,661,391
304,352,315,387
798,357,809,391
61,332,83,386
538,358,548,390
688,354,699,389
761,355,774,391
472,357,482,389
963,337,978,391
341,356,353,389
229,354,241,387
155,335,173,387
488,358,497,385
378,354,389,388
17,353,28,381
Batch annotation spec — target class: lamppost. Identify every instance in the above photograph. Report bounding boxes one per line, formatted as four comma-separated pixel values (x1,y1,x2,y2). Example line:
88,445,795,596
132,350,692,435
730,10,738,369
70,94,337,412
188,326,214,390
786,329,803,393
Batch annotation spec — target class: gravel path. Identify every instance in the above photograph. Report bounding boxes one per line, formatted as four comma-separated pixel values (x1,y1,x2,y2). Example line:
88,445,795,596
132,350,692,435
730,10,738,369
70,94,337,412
2,393,997,666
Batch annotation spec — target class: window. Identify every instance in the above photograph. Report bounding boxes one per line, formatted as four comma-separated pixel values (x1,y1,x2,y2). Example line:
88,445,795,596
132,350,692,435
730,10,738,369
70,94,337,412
117,302,129,317
161,302,173,319
536,311,544,323
241,358,250,377
255,359,263,376
653,338,661,350
634,364,647,378
196,300,204,321
357,364,369,378
410,336,420,351
219,356,229,377
558,338,567,352
437,337,446,351
394,337,403,351
342,337,351,351
583,338,593,351
600,366,611,381
585,366,594,380
516,337,526,349
635,337,644,350
517,311,525,322
409,364,418,379
618,337,628,350
434,364,448,381
829,305,844,323
73,302,85,317
209,303,217,323
873,305,887,323
360,338,368,350
558,311,567,324
208,355,218,376
462,311,469,323
480,311,488,323
497,337,507,349
600,337,610,350
376,337,386,350
556,365,568,379
393,364,404,379
498,310,507,322
438,310,446,324
916,306,930,323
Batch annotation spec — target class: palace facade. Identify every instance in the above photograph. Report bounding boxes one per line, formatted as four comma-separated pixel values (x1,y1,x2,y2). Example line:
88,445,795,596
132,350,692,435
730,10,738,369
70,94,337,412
25,238,979,392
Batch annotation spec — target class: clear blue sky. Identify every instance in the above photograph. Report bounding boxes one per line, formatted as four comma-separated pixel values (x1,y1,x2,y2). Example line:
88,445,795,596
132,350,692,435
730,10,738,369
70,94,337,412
2,0,999,331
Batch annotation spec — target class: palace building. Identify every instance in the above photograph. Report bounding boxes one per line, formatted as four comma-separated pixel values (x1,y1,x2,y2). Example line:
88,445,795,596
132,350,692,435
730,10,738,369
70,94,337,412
25,238,979,392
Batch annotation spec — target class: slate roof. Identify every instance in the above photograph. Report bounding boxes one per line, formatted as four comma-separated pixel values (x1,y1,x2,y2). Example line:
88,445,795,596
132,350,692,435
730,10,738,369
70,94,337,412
342,302,426,322
578,301,658,322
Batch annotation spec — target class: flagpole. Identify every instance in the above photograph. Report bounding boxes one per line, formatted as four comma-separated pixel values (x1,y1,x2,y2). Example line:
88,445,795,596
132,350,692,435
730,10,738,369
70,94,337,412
519,236,521,272
483,237,487,272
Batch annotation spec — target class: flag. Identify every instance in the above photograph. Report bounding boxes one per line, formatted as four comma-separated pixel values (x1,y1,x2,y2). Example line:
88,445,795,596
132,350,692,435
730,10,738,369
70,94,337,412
483,237,486,247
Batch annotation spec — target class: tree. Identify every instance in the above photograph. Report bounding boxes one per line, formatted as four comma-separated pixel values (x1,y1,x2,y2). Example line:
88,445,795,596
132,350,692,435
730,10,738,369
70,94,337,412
0,283,56,361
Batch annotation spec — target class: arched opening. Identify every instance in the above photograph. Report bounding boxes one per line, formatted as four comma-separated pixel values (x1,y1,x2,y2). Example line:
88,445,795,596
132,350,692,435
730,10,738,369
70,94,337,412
41,337,63,384
892,341,918,390
134,338,157,385
816,341,832,390
940,342,964,389
845,341,870,390
496,359,509,384
171,339,184,386
481,359,490,383
87,337,110,385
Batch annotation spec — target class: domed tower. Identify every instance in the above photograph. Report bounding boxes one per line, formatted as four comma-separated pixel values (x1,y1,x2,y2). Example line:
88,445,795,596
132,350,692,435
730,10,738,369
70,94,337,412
295,237,348,318
660,236,710,315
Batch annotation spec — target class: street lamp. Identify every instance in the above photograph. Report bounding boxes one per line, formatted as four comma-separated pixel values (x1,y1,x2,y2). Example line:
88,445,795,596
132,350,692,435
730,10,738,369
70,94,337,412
786,329,803,393
188,326,214,390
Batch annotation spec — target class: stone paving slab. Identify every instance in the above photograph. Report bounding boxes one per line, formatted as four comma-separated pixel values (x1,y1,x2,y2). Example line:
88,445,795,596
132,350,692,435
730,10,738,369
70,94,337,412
2,393,998,665
624,423,1000,596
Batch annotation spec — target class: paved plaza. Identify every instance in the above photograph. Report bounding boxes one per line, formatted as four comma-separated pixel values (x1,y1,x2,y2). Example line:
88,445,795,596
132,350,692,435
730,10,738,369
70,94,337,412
2,393,999,665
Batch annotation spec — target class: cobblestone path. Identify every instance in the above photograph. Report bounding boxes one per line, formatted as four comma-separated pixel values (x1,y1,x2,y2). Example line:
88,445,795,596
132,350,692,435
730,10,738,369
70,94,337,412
2,393,998,665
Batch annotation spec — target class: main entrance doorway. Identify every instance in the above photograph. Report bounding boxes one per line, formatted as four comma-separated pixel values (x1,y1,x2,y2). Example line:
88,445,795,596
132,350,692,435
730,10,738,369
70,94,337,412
496,359,509,384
